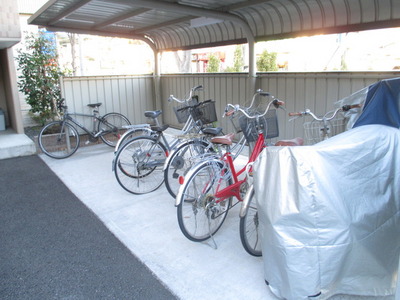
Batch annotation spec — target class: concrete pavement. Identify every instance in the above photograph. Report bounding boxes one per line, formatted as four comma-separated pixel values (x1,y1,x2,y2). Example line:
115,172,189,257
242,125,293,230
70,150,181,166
38,142,397,300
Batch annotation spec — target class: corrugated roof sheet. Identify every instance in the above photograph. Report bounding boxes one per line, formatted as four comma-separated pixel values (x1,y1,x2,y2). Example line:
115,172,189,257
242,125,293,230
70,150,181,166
29,0,400,51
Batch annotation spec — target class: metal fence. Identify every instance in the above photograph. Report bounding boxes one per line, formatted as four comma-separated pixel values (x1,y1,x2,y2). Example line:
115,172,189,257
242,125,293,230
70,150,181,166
60,72,399,141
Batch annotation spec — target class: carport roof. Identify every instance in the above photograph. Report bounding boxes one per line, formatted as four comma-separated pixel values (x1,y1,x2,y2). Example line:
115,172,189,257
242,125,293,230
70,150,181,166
29,0,400,52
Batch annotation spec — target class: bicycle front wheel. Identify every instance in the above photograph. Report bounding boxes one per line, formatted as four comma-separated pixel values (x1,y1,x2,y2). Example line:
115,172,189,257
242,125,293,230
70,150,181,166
164,139,212,199
99,112,131,147
177,161,232,242
114,136,167,194
38,121,80,159
239,188,262,256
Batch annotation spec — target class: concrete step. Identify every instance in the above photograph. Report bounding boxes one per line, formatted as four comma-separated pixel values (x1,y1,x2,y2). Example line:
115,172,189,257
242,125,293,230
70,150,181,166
0,129,37,160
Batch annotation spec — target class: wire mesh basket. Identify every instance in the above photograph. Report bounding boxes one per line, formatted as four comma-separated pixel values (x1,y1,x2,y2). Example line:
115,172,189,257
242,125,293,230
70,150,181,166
303,117,346,144
237,109,279,143
191,100,218,125
173,96,199,124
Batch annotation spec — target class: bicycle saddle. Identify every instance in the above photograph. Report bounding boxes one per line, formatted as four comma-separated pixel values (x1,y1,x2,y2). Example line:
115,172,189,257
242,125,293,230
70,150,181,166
202,127,223,136
87,103,102,108
275,137,304,146
210,133,235,145
144,110,162,119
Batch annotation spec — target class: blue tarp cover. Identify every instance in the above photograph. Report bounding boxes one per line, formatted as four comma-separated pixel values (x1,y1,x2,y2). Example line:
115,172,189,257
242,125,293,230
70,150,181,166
353,77,400,128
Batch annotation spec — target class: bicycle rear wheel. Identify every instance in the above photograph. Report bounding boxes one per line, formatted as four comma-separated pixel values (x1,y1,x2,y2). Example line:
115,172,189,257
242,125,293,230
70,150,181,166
99,112,131,147
38,121,80,159
114,136,167,194
164,139,212,199
239,188,262,256
115,127,152,151
177,161,232,242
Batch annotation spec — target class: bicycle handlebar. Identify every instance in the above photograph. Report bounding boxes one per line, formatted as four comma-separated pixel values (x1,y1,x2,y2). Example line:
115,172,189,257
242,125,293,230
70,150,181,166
289,104,361,121
57,98,67,110
176,99,212,112
168,85,203,104
224,90,285,119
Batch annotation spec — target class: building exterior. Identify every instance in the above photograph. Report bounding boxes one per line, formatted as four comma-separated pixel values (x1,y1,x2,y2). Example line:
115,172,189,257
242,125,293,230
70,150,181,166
0,0,23,133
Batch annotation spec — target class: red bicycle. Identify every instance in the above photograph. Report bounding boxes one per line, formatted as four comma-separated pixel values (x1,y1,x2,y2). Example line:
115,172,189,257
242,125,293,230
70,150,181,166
175,90,302,249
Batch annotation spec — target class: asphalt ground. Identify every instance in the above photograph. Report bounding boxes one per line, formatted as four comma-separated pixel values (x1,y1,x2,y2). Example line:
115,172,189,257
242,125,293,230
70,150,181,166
1,143,398,300
0,155,177,300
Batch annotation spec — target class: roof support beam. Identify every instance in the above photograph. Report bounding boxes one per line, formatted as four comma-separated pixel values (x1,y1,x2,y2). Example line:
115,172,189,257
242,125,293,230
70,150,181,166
44,25,157,53
133,17,193,34
93,8,151,30
115,0,256,78
48,0,92,26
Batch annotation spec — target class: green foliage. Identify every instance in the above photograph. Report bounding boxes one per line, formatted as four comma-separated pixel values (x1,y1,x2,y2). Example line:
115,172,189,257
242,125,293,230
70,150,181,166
256,50,278,72
224,45,244,72
16,31,65,125
206,54,220,72
232,45,244,72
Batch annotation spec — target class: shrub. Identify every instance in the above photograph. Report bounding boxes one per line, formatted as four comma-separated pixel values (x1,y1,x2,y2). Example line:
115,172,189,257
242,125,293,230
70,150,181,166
16,31,66,125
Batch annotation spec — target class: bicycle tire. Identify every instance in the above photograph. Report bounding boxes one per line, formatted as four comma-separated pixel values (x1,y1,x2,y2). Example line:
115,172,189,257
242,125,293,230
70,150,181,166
239,188,262,256
99,112,131,147
164,139,212,199
38,121,80,159
114,136,167,194
177,160,232,242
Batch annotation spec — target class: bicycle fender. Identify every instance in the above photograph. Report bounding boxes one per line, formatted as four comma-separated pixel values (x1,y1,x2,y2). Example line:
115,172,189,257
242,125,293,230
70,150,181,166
239,184,254,218
175,157,223,207
163,140,192,171
114,127,152,152
162,139,210,171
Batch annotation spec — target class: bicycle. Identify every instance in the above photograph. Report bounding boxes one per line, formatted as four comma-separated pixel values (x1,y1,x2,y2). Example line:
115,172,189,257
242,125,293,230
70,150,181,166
113,86,204,153
290,104,361,144
163,102,248,199
112,88,222,195
238,103,362,256
38,99,130,159
175,90,300,249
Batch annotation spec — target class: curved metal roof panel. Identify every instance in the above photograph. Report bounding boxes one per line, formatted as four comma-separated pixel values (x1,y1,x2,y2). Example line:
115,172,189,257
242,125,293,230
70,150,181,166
29,0,400,51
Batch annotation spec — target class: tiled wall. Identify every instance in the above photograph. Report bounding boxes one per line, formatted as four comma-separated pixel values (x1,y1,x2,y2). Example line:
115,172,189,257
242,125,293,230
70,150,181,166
0,0,21,43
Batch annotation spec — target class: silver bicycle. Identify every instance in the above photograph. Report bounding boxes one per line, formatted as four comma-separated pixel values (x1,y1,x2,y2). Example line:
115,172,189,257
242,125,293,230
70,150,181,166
112,86,222,194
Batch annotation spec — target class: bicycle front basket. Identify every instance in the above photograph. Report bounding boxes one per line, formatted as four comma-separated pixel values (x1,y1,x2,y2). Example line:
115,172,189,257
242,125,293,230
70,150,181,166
303,117,346,144
239,109,279,143
173,96,199,124
191,100,218,125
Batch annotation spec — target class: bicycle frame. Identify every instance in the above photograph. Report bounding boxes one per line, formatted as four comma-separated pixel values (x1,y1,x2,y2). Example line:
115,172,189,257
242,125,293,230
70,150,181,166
62,112,99,137
175,130,266,207
213,130,265,203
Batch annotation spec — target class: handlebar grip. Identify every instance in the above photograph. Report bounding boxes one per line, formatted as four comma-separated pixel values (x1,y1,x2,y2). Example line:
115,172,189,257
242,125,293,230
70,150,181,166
259,92,270,97
288,112,302,117
225,110,235,117
193,85,203,91
342,104,362,111
273,99,285,108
